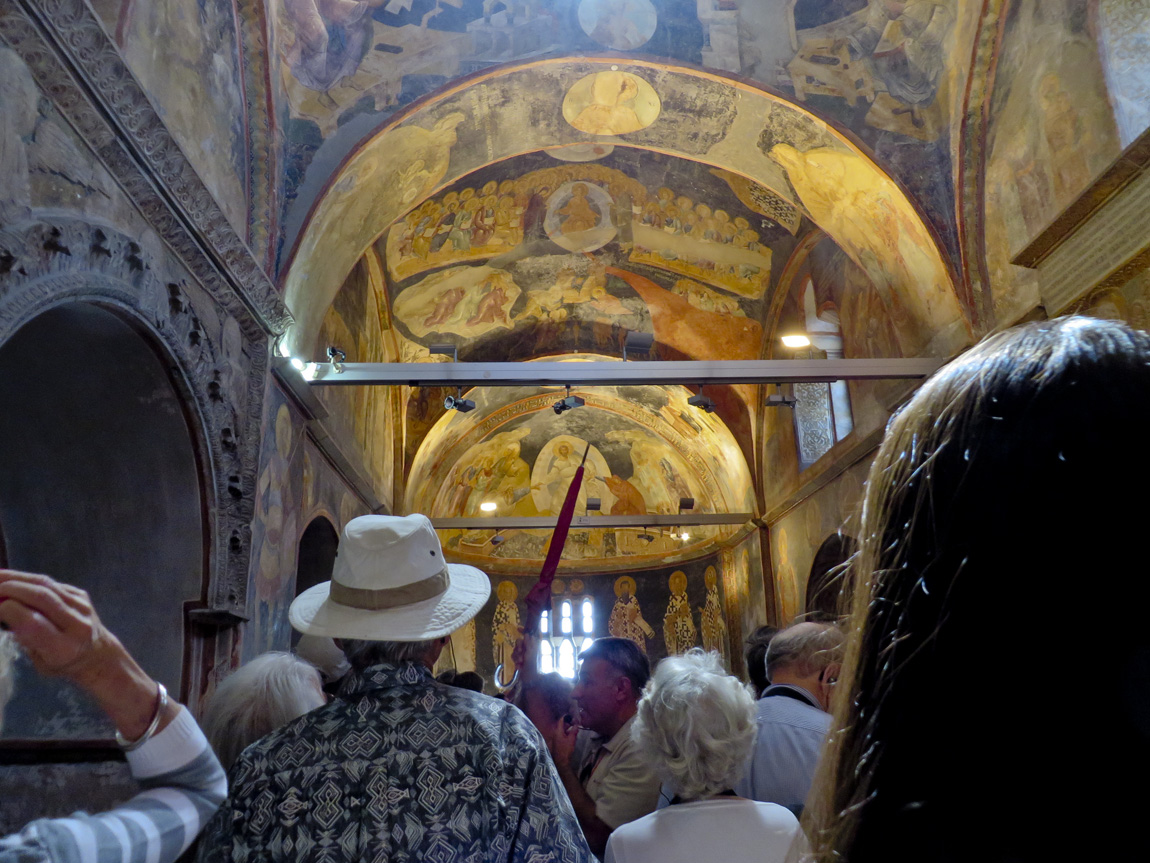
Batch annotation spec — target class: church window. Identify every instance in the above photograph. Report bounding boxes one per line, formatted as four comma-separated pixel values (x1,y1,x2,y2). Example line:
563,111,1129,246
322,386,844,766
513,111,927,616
539,596,596,679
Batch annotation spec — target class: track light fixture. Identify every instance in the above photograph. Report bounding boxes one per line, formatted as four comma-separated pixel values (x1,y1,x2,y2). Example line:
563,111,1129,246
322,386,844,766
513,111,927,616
444,386,475,413
553,384,584,415
326,346,346,374
765,383,797,408
687,390,716,413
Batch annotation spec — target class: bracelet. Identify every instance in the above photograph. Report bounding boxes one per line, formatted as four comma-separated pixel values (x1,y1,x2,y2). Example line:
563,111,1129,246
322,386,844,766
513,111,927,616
115,682,168,752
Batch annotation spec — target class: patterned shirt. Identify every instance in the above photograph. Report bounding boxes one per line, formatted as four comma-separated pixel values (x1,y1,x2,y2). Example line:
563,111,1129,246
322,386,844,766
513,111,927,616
197,661,594,863
1,706,227,863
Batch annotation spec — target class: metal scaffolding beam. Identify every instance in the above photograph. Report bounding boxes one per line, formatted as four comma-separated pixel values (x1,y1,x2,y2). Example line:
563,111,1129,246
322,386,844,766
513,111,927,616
430,514,755,530
303,358,943,387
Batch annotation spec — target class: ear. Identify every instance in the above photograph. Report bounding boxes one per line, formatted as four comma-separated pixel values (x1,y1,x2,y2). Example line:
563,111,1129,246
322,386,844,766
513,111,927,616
822,661,842,686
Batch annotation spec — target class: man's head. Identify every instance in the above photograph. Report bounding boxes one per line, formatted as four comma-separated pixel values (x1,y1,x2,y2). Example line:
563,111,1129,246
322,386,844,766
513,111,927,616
572,637,650,737
744,624,779,696
765,622,845,711
340,637,449,672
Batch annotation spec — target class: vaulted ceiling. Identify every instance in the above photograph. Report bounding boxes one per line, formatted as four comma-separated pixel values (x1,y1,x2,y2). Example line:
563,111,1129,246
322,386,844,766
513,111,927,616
267,1,975,573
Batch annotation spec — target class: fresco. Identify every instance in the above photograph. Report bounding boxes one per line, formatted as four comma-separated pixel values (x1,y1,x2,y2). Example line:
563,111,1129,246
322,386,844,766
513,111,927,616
563,70,662,136
280,60,967,364
1075,266,1150,333
315,254,399,507
769,457,869,624
662,570,698,655
699,565,729,666
466,558,734,689
609,575,657,651
380,153,783,389
405,375,754,573
983,0,1122,325
246,382,370,659
492,580,521,686
113,0,248,234
578,0,659,50
1097,2,1150,148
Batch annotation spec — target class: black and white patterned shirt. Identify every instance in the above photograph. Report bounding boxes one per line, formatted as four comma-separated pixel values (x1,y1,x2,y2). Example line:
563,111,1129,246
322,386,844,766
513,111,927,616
197,660,594,863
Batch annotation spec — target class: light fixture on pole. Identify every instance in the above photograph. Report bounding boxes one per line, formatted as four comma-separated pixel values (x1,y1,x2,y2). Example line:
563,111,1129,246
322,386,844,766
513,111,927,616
687,387,716,413
623,331,655,360
765,382,797,408
444,386,475,413
781,334,811,349
586,498,601,513
429,343,458,362
326,346,346,374
553,384,584,415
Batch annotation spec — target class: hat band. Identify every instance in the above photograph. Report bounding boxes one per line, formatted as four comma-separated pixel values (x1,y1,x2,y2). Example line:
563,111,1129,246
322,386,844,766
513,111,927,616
329,568,449,610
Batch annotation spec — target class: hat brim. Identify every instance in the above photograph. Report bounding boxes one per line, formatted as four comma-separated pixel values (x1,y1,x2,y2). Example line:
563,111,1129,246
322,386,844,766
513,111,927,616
289,564,491,641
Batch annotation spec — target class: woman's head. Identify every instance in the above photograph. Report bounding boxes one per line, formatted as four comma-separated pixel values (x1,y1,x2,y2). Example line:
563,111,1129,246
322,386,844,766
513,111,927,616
633,649,756,801
203,651,325,770
808,317,1150,861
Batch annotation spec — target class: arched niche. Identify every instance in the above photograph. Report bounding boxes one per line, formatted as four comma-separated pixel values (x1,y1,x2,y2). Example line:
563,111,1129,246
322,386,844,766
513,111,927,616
806,532,857,619
291,515,339,648
295,515,340,598
0,303,204,739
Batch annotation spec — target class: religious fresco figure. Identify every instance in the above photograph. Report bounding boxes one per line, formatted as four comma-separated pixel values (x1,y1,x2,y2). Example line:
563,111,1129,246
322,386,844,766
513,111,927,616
563,71,660,136
699,565,729,666
609,575,655,652
280,0,389,103
663,570,697,655
492,580,522,687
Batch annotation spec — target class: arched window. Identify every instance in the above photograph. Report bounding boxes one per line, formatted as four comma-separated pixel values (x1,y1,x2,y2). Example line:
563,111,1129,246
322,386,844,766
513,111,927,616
793,281,853,468
539,595,595,679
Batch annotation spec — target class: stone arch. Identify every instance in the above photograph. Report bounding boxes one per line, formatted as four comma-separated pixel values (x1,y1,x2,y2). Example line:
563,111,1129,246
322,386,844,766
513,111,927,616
0,302,206,735
280,58,969,361
0,217,266,622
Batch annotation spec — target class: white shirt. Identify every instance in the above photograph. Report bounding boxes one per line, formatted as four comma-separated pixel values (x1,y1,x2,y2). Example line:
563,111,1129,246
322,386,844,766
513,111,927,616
604,797,800,863
735,684,831,809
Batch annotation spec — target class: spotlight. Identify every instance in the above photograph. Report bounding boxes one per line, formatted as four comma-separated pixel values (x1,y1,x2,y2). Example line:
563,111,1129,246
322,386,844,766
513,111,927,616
678,497,695,513
679,532,690,541
687,393,717,413
586,498,601,512
491,532,505,546
326,346,346,373
553,385,585,415
638,528,655,543
781,334,811,348
444,393,476,413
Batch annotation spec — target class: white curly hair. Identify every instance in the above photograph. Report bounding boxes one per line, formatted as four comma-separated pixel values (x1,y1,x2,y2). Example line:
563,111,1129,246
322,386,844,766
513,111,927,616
632,648,757,801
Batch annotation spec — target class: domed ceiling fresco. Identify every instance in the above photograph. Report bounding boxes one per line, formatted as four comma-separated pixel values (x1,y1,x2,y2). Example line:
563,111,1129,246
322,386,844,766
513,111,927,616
405,367,755,574
273,1,978,575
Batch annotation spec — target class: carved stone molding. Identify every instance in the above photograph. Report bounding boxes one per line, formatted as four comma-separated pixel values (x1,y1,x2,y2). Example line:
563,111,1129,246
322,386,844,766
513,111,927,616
955,0,1009,334
0,216,265,617
0,0,291,338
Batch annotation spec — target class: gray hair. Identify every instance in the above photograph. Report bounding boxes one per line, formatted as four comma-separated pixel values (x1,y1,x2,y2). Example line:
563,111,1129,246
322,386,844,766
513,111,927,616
578,637,650,696
632,649,757,800
202,652,324,769
766,622,845,680
0,632,17,730
342,638,438,671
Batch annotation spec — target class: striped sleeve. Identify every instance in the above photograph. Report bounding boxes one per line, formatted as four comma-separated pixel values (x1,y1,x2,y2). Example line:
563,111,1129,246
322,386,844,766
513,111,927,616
0,707,227,863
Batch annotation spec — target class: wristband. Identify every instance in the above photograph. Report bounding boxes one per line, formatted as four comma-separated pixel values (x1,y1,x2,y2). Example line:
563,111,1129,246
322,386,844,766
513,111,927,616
115,681,168,752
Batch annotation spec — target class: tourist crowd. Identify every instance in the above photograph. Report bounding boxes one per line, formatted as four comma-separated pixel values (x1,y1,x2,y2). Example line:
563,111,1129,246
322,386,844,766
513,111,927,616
2,316,1147,862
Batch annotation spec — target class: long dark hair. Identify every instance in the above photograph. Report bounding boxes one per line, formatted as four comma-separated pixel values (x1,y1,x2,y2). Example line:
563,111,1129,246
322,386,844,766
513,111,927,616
806,317,1150,862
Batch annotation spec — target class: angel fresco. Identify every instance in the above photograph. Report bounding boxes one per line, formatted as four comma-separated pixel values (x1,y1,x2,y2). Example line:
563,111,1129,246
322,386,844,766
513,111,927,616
663,571,697,655
609,576,655,653
280,0,389,102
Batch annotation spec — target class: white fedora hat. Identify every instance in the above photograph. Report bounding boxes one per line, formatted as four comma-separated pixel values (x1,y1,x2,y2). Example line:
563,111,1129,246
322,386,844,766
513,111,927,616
289,514,490,641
